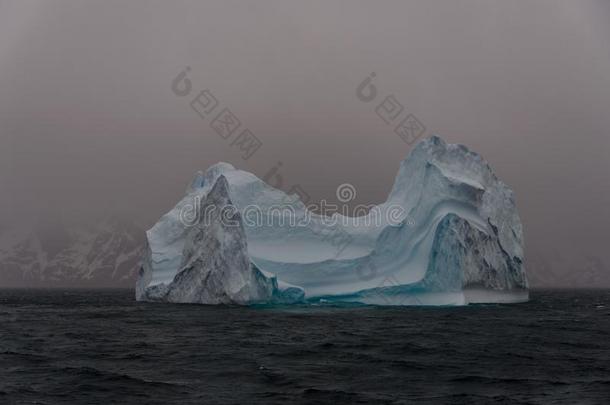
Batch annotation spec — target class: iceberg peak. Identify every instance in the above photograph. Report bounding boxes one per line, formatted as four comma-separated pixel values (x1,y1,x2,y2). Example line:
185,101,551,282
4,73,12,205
137,136,528,306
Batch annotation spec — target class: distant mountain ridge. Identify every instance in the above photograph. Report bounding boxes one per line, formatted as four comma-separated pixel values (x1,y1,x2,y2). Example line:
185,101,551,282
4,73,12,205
0,215,144,287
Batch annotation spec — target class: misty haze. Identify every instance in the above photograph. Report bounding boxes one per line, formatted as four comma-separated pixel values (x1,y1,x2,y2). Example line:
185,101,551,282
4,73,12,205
0,1,608,404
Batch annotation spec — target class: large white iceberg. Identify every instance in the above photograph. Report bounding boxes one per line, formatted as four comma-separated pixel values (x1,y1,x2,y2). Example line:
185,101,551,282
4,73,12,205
136,136,528,305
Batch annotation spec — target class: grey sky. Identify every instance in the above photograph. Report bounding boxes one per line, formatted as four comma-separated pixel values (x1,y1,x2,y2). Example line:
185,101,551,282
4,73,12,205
0,0,609,286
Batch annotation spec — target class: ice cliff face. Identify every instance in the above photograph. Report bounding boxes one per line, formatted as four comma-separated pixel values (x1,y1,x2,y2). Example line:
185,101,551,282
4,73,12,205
136,175,304,304
136,136,528,305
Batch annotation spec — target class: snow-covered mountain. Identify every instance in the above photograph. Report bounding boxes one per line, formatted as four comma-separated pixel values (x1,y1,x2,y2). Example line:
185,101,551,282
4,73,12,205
0,215,145,287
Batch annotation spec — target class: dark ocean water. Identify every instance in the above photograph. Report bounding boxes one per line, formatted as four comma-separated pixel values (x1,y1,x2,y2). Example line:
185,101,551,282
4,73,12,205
0,290,608,405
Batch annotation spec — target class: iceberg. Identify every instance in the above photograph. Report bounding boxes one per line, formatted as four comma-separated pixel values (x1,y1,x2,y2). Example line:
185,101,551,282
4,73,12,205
136,136,528,305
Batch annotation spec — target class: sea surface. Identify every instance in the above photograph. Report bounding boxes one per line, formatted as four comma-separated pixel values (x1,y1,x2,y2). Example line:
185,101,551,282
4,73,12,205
0,289,608,404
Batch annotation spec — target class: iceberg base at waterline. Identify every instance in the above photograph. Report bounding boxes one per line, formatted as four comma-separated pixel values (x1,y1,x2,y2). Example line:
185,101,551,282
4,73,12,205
136,136,528,306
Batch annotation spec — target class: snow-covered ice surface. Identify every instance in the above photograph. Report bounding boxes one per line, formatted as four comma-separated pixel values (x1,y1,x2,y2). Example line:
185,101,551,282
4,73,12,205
136,136,528,305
